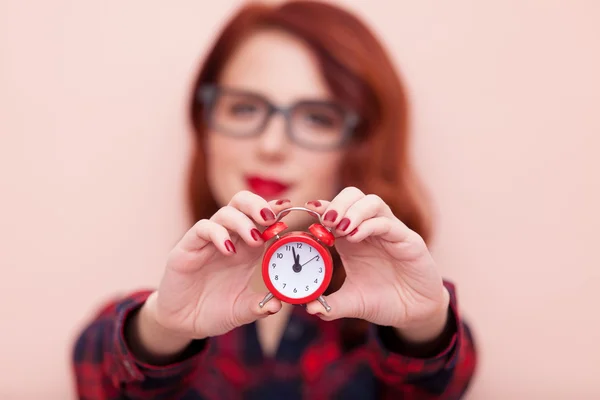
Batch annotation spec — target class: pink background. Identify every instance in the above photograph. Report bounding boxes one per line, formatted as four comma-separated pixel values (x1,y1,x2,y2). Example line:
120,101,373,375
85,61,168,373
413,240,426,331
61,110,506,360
1,0,599,398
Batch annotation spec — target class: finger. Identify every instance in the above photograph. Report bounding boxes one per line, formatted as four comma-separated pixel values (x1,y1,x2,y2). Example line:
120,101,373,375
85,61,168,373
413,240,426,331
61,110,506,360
267,198,293,219
210,206,265,247
178,219,237,254
271,198,292,208
234,288,283,324
304,199,329,213
228,190,278,225
304,290,361,321
320,187,366,228
344,216,416,245
333,194,393,236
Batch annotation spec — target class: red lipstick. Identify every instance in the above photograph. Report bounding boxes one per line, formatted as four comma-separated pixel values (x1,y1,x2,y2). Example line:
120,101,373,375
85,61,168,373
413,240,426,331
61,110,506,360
245,175,290,198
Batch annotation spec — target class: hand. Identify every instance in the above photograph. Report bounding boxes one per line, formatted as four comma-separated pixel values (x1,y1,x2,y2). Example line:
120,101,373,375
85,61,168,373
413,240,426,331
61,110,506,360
304,187,450,342
151,191,289,340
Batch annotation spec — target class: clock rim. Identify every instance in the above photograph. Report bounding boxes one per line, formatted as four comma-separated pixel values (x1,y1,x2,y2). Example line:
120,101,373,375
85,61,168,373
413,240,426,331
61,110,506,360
261,231,333,304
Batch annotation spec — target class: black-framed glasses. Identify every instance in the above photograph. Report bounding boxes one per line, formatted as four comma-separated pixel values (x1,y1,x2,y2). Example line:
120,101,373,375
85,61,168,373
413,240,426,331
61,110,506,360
196,84,359,151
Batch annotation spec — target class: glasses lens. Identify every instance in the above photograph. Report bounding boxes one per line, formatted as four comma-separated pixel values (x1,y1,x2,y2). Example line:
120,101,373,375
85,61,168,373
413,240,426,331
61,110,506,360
210,90,269,136
291,103,347,149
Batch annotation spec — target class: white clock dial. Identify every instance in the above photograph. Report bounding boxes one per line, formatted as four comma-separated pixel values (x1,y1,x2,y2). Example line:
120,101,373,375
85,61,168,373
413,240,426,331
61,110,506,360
267,241,326,299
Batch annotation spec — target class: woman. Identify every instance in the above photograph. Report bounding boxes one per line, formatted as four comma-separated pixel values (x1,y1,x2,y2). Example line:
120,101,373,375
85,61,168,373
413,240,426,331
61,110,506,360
72,1,477,399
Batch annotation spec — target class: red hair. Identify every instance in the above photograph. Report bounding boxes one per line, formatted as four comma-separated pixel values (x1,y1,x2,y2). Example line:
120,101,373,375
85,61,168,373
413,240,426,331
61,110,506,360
187,0,433,346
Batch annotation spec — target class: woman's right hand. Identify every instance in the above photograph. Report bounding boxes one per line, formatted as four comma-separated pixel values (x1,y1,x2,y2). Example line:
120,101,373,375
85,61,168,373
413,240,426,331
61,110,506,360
147,191,288,342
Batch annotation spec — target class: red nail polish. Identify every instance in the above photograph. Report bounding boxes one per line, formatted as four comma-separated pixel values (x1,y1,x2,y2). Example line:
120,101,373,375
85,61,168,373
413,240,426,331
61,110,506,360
336,218,350,231
251,229,262,241
307,200,322,207
323,210,338,222
276,199,290,205
260,208,275,221
225,240,236,253
349,228,358,236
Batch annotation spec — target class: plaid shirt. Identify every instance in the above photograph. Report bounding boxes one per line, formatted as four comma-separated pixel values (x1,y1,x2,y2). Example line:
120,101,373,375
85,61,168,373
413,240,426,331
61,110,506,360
72,280,476,400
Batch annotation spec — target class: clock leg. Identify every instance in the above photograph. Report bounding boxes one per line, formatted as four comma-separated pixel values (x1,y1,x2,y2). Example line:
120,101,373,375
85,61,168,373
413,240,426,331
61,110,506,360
317,295,332,312
258,292,274,308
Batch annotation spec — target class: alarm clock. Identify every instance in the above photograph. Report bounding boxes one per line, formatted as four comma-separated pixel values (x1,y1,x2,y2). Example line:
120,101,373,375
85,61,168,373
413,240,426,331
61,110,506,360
258,206,334,312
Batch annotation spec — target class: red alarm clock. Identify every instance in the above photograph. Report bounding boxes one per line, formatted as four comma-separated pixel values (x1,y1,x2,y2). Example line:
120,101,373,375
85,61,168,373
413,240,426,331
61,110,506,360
258,206,334,312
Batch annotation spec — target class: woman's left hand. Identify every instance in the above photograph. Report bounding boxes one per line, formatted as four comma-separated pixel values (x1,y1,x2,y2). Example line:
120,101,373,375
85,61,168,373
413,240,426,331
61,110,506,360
304,187,450,343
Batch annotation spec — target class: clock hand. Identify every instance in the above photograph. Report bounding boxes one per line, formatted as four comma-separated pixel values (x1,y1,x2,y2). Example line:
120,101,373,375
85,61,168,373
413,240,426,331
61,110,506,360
292,246,302,273
301,255,318,267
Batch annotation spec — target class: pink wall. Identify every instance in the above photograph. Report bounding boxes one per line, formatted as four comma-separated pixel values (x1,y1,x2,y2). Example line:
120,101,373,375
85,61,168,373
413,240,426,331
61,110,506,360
1,0,599,398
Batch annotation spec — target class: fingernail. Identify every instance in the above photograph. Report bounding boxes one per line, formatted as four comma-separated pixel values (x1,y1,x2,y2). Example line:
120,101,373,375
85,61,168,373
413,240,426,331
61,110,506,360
323,210,338,222
250,228,262,241
349,228,358,236
307,200,322,207
267,311,276,315
225,240,236,253
279,210,290,218
315,313,324,318
276,199,290,205
336,218,350,231
260,208,275,221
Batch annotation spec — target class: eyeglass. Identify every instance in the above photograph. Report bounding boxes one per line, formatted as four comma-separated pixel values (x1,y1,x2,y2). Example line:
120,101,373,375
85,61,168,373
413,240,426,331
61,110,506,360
196,84,359,151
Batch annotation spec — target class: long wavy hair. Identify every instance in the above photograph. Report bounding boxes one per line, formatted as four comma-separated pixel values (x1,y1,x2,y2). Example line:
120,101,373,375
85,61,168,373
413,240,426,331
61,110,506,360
186,0,433,347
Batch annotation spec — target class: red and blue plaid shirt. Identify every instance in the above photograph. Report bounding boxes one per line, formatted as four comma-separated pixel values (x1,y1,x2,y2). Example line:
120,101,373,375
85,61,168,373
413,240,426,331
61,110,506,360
72,280,477,399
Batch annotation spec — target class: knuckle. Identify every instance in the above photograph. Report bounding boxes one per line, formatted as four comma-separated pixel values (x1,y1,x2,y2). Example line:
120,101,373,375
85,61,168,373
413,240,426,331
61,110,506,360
192,219,221,240
230,190,255,203
409,230,426,246
342,186,364,197
364,193,383,204
213,205,253,228
193,219,211,231
365,193,391,213
211,205,236,219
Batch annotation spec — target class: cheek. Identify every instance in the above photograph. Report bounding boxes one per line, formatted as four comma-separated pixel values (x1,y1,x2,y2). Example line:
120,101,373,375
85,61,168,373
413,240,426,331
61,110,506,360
205,132,246,204
206,132,240,165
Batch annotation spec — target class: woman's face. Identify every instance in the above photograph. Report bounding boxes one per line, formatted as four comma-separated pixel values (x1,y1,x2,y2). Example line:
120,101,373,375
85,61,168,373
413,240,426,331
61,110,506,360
204,29,350,228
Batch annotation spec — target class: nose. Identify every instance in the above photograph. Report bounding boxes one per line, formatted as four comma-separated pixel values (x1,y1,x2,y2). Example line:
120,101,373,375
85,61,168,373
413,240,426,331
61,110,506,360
255,111,290,161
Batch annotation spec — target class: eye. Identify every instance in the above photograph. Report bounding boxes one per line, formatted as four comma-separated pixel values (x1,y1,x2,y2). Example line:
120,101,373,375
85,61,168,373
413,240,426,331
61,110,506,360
304,112,334,127
228,102,258,116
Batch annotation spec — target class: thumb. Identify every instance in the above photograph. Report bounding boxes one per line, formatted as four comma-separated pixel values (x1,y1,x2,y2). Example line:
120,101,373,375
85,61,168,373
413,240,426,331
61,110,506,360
304,289,361,321
233,289,283,326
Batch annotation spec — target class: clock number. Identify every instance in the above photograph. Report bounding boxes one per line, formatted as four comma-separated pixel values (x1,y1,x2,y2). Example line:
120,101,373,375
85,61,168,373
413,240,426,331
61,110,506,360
297,243,302,249
275,275,278,280
318,267,322,273
316,256,320,261
272,263,276,268
314,279,318,284
283,283,286,288
293,288,297,293
277,253,283,259
285,245,291,251
305,285,309,291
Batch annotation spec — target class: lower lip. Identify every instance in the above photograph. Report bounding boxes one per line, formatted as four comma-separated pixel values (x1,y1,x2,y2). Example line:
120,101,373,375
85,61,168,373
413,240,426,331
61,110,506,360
245,176,290,198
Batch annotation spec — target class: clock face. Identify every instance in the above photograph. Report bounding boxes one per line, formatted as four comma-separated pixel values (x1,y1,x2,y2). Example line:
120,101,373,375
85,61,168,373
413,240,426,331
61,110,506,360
266,240,327,300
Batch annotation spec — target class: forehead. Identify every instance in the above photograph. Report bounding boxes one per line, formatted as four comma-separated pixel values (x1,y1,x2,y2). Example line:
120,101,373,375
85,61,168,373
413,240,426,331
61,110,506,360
218,29,332,104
